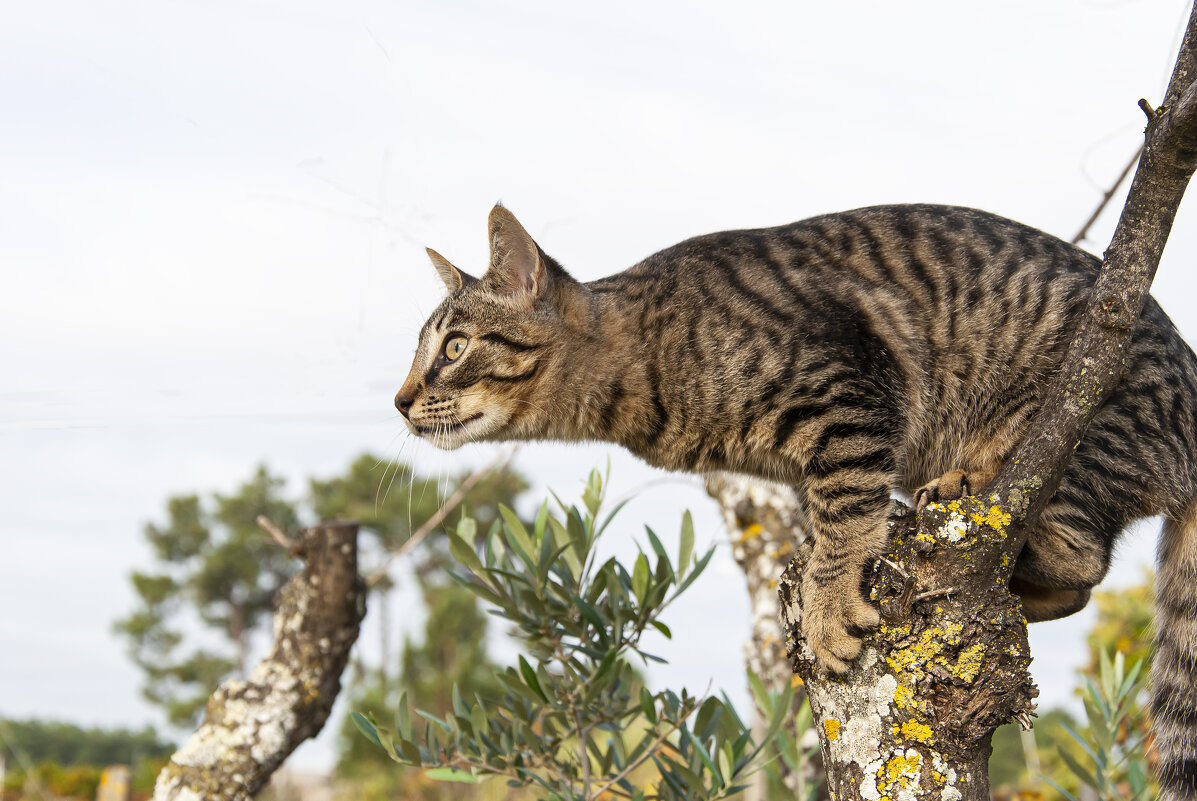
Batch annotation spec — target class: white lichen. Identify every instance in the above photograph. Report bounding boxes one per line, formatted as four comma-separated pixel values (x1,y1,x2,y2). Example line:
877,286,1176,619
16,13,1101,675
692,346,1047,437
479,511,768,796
931,749,962,800
941,510,968,543
807,658,897,773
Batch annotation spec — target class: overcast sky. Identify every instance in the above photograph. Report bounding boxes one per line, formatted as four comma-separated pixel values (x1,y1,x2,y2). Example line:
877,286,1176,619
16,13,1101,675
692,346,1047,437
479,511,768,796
3,0,1195,773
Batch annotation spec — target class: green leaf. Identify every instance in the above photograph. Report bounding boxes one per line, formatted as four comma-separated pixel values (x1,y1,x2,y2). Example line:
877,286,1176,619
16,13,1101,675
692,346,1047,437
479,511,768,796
566,505,592,559
351,712,383,748
397,738,422,765
417,709,452,733
718,743,734,789
448,532,486,578
500,505,537,567
519,655,549,702
645,526,668,560
395,692,412,741
694,697,723,739
759,678,797,747
650,620,672,639
571,591,608,635
632,552,650,602
746,669,771,713
582,469,603,519
591,648,620,691
639,686,657,720
537,518,557,582
1058,746,1100,792
677,545,716,595
456,514,477,542
425,767,481,783
547,514,582,579
678,510,695,579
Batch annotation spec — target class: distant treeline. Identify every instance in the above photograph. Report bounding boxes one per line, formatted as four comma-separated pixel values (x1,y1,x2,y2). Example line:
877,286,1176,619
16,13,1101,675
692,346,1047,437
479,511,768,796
0,717,174,768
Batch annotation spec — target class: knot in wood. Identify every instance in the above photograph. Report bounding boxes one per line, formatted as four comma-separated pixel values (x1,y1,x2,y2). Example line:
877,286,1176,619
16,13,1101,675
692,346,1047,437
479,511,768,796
1095,293,1135,330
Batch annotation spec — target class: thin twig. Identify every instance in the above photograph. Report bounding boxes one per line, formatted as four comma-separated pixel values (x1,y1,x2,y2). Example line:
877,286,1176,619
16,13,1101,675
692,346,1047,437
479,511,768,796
256,515,295,550
913,587,957,603
366,445,520,586
1072,145,1143,245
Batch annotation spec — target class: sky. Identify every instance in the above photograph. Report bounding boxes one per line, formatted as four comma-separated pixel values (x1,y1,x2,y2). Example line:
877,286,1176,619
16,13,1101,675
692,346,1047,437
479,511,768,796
2,0,1196,774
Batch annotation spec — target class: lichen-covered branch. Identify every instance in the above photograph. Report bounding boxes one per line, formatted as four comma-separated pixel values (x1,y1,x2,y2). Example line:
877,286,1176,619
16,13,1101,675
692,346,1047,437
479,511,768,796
706,474,824,799
779,9,1197,800
781,502,1034,801
153,521,364,801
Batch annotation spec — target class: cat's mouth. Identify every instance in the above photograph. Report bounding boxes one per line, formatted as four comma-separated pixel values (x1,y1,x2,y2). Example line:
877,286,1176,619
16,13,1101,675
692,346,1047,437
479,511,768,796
410,412,485,448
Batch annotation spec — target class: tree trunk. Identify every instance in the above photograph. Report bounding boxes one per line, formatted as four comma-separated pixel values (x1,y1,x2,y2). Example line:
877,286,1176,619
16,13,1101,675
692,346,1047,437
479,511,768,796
153,520,365,801
778,8,1197,799
706,474,826,800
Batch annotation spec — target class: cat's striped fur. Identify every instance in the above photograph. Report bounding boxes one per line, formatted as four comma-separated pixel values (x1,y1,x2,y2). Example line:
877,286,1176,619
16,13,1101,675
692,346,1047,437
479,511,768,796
396,204,1197,799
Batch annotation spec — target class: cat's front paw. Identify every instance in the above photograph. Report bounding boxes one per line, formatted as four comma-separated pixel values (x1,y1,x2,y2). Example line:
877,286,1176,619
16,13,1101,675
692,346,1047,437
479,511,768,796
800,574,880,674
914,469,973,512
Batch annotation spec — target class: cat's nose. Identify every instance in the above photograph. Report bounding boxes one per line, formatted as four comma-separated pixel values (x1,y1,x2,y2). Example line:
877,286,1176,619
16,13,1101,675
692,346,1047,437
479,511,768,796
394,391,415,418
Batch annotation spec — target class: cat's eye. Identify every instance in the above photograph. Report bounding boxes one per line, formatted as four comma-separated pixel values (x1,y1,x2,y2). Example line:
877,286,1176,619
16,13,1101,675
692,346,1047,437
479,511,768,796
443,336,468,361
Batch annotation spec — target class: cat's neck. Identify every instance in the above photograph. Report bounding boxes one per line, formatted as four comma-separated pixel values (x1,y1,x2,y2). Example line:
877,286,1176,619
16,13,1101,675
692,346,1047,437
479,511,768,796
537,284,665,453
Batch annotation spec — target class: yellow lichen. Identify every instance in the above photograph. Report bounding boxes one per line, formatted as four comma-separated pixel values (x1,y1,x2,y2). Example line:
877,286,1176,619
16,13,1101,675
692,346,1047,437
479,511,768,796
738,523,763,542
879,751,922,792
886,619,964,682
969,504,1011,535
899,719,934,743
952,643,987,684
893,684,915,709
824,719,841,741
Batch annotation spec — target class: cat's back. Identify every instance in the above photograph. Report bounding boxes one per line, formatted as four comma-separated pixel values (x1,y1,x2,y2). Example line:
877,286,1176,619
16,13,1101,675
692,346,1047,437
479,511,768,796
610,204,1099,315
587,204,1194,478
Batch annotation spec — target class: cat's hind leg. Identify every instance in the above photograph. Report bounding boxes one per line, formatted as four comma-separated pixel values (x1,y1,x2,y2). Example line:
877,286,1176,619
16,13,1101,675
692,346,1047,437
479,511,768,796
1152,496,1197,801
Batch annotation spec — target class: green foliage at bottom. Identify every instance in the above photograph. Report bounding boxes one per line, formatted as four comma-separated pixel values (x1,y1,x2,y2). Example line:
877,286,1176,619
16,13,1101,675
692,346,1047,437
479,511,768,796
354,469,796,801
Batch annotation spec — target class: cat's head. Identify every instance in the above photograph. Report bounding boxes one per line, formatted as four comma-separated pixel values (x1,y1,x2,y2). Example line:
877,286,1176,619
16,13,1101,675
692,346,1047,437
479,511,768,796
395,206,584,450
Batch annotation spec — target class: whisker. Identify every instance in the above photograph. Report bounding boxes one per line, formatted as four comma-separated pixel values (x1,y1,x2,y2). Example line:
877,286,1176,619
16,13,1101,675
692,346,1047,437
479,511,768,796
379,437,412,509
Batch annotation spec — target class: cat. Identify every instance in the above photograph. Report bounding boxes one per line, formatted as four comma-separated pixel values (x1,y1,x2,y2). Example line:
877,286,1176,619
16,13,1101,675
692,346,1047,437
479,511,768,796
395,203,1197,799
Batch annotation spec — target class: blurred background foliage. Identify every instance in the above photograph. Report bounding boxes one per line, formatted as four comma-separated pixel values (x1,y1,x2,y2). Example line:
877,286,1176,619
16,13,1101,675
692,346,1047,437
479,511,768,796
0,457,1158,800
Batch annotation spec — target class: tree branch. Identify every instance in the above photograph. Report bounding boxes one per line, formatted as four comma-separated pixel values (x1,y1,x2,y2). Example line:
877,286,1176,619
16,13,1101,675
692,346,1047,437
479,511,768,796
1071,145,1141,246
152,520,365,801
778,7,1197,799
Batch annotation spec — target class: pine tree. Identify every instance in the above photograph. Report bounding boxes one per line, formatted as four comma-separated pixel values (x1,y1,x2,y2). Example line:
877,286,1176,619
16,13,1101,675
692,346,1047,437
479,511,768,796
114,466,298,726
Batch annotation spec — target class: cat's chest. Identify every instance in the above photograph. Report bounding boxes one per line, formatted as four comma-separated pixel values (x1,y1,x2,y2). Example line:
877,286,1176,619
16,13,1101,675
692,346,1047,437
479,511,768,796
624,428,802,484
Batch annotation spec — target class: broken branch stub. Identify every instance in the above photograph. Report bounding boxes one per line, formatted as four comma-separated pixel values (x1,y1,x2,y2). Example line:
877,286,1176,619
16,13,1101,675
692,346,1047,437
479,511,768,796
153,520,365,801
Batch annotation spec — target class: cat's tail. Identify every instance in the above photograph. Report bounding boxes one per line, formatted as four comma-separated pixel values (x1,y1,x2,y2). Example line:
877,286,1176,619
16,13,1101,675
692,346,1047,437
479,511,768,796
1154,497,1197,800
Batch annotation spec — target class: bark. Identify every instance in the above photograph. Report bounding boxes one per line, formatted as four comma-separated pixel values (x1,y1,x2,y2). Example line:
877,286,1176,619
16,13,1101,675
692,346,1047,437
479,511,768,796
777,9,1197,799
706,474,825,800
153,520,365,801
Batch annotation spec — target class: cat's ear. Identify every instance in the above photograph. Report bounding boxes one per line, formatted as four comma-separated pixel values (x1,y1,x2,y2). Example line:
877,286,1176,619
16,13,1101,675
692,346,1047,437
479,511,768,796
483,206,546,308
426,248,476,293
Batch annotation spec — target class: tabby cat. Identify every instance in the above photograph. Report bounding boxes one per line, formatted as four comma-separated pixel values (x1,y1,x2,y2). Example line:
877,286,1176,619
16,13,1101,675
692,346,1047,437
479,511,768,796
395,204,1197,799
